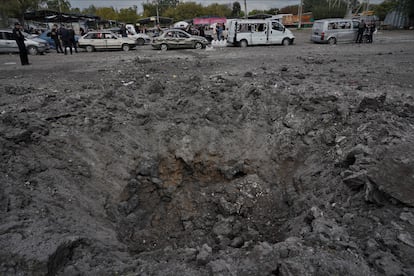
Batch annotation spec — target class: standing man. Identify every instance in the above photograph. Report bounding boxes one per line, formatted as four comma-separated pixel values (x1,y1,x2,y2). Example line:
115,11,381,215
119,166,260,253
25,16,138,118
356,20,366,43
12,22,30,65
69,27,78,53
120,24,128,37
59,25,72,55
51,24,63,53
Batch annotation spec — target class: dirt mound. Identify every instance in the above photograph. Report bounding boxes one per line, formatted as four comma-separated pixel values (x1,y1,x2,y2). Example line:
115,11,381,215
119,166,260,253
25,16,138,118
1,39,414,275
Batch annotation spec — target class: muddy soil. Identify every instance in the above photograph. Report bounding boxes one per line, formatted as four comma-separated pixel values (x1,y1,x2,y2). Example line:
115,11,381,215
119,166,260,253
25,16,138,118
1,29,414,275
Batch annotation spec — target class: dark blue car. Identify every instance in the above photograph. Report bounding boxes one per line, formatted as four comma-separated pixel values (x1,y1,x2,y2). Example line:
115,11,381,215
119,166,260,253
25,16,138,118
39,30,79,49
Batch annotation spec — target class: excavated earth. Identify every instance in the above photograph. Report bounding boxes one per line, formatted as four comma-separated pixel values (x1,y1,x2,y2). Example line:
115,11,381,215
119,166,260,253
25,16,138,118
0,29,414,275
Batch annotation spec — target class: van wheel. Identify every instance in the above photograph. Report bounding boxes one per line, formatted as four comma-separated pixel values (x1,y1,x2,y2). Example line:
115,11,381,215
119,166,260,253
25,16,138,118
240,40,248,48
122,44,130,51
27,46,38,55
86,45,94,52
328,37,336,45
282,38,290,46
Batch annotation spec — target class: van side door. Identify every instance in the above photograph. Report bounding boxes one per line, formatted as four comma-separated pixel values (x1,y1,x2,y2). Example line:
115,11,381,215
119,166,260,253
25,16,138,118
338,21,354,42
250,23,267,45
268,21,284,44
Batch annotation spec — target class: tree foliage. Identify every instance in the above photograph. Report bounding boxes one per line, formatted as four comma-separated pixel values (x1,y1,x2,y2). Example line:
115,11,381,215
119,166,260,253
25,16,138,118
45,0,71,12
163,2,204,21
232,1,241,17
95,7,117,21
302,0,347,19
118,6,139,23
280,5,300,15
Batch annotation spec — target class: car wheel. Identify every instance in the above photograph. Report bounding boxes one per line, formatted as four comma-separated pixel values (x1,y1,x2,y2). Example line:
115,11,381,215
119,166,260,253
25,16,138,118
160,44,168,51
240,40,248,48
328,37,336,45
86,45,94,52
122,44,130,51
194,42,203,49
282,38,290,46
136,38,145,45
27,46,38,55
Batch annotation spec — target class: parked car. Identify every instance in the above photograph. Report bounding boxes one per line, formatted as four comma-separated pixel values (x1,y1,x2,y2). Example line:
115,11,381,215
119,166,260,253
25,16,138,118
151,29,209,51
38,30,80,49
0,29,49,55
107,27,151,45
311,18,360,44
78,31,138,52
22,31,50,52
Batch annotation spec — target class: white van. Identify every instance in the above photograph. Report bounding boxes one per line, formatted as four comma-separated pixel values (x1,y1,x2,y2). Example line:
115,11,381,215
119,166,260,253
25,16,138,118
226,19,295,47
311,18,360,44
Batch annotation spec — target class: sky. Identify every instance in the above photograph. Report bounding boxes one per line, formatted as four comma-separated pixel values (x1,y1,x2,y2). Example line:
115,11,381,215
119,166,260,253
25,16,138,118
68,0,384,14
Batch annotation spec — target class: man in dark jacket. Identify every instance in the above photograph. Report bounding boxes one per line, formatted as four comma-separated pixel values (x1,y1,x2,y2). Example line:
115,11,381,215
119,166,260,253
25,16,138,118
59,25,72,55
50,24,63,53
356,20,366,43
12,22,30,65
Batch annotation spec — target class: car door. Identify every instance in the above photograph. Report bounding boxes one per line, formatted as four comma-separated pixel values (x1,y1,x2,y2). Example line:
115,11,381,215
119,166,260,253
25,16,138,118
268,21,284,44
103,32,119,49
0,31,18,53
176,31,192,48
92,32,106,49
163,31,177,49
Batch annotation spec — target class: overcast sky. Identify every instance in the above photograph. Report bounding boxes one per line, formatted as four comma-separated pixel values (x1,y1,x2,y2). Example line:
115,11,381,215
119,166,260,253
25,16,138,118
68,0,384,14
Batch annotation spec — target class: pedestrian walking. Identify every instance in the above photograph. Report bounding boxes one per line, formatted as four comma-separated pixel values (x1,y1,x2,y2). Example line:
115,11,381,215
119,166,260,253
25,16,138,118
12,22,30,65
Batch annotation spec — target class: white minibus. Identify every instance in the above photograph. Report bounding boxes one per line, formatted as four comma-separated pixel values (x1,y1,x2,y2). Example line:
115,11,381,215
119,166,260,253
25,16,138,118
226,19,295,47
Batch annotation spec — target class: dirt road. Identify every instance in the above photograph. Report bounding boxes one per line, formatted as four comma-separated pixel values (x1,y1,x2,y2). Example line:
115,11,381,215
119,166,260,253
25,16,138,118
0,29,414,275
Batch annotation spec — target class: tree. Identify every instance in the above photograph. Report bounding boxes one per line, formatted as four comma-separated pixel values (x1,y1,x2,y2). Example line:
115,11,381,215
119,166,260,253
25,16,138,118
45,0,71,12
142,3,157,17
301,0,347,19
95,7,118,20
2,0,43,24
164,2,204,21
232,1,241,17
204,3,232,17
118,6,139,23
82,5,97,16
280,5,300,15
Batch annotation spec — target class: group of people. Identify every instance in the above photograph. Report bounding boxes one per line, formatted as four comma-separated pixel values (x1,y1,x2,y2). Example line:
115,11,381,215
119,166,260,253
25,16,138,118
50,24,79,55
356,20,376,44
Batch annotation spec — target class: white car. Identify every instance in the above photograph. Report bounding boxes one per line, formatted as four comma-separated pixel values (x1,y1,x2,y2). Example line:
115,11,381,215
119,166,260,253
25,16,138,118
78,31,138,52
0,29,49,55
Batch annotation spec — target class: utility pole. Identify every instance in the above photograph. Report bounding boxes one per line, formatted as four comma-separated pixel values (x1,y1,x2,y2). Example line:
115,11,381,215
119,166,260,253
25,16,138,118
298,0,303,29
244,0,247,19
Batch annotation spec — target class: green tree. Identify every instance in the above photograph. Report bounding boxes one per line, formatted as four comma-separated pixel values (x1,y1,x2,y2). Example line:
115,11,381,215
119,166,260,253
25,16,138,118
142,3,157,17
373,0,398,20
95,7,118,20
204,3,232,17
280,5,299,15
82,5,97,16
1,0,43,23
164,2,204,21
118,6,139,23
232,1,241,17
45,0,71,12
